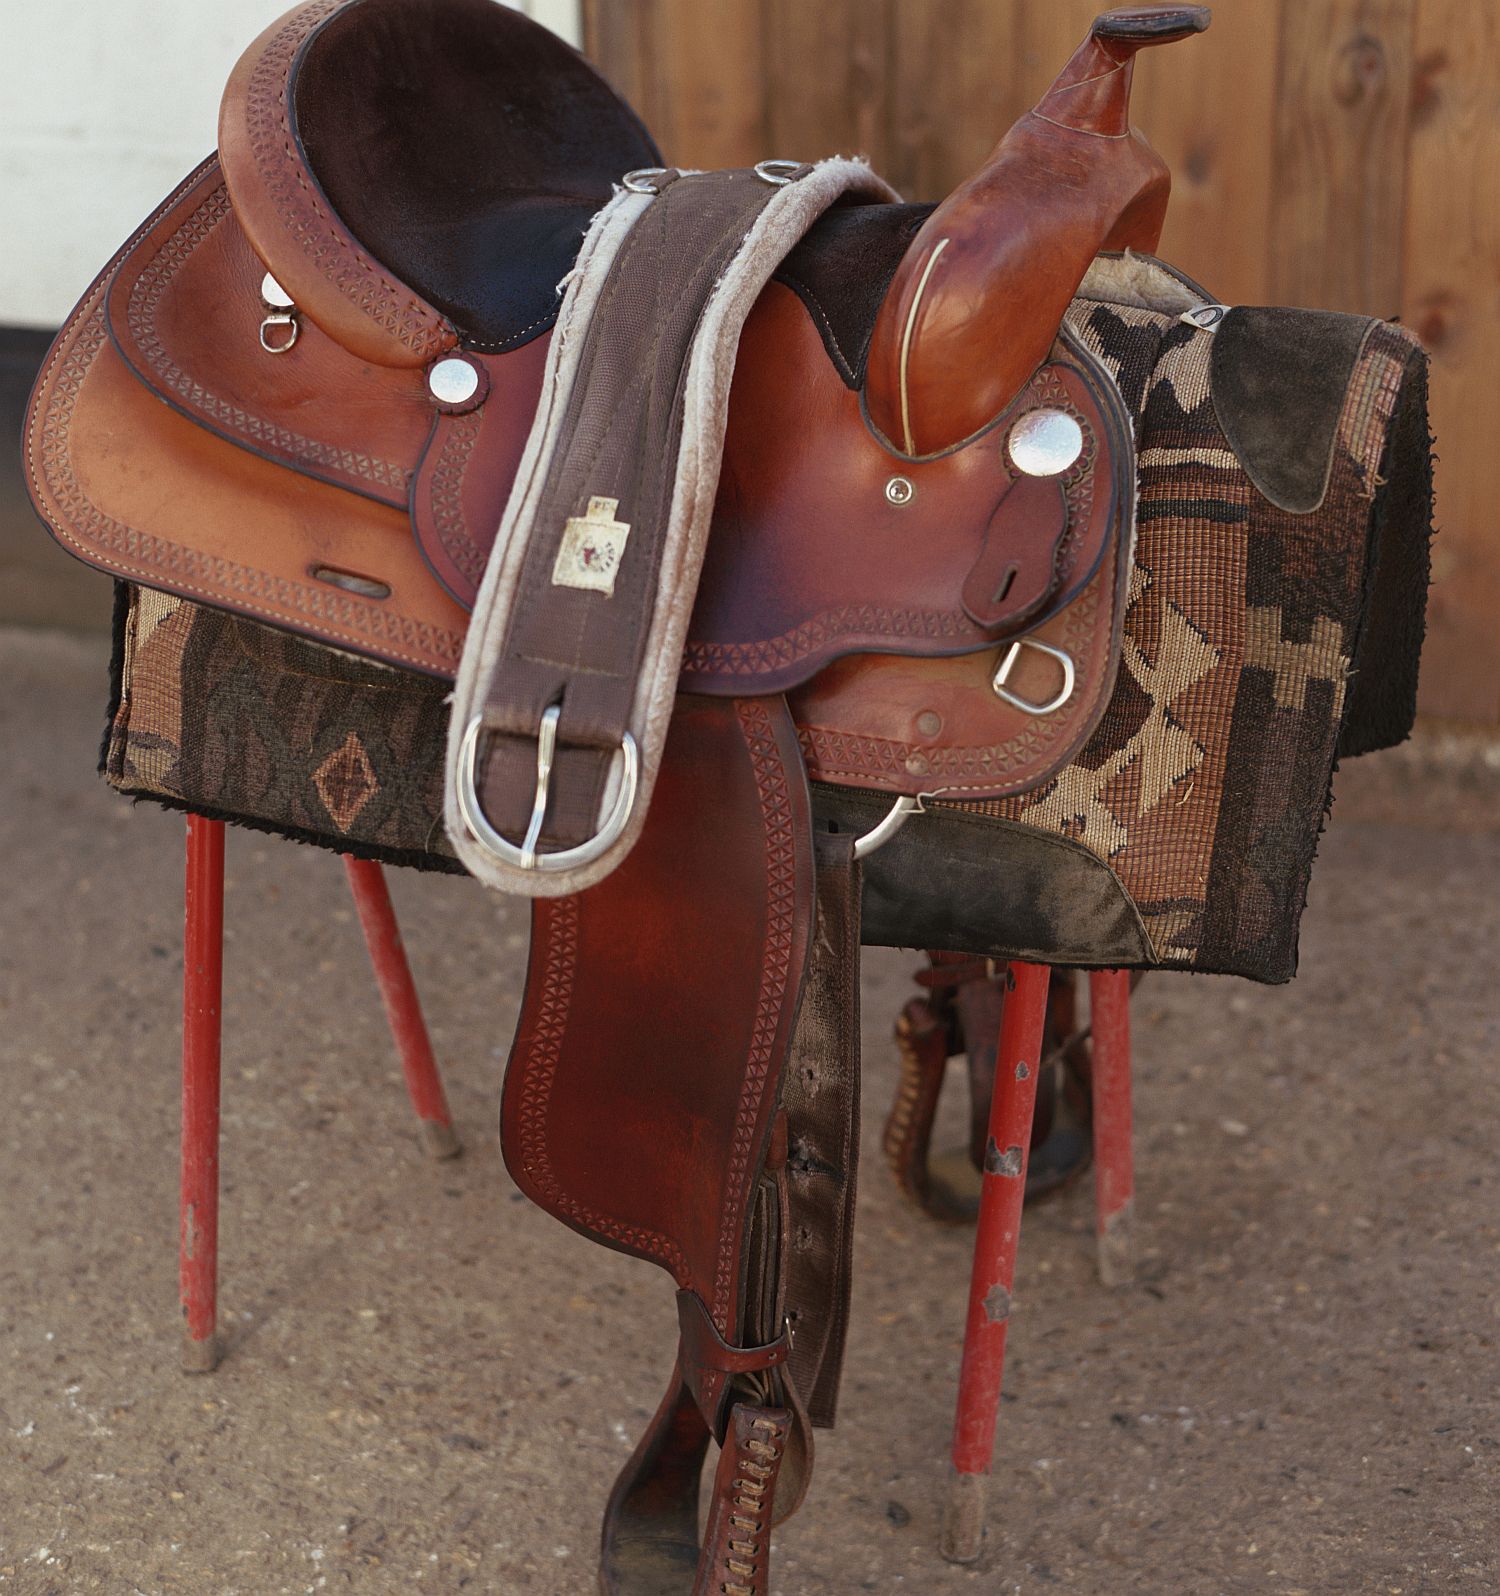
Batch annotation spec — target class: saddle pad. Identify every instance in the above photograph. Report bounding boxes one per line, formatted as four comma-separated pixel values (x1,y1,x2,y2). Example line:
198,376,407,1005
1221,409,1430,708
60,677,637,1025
100,295,1433,982
920,298,1433,983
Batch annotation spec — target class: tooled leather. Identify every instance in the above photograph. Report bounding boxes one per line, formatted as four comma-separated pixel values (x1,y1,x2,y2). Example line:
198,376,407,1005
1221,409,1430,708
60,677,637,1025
506,895,693,1283
112,169,415,499
108,155,550,610
1027,364,1099,597
228,0,455,366
423,410,488,592
53,158,1122,698
797,529,1123,798
501,699,807,1334
42,160,1129,779
27,294,465,675
685,604,977,679
681,365,1097,677
678,294,1120,696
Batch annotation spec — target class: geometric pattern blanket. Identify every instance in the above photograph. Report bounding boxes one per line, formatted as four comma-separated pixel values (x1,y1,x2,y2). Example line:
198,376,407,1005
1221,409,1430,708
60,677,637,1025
102,297,1432,983
946,300,1432,981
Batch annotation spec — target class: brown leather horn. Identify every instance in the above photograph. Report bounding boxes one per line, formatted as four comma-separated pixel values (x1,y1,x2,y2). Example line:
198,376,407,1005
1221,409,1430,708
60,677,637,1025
864,5,1211,459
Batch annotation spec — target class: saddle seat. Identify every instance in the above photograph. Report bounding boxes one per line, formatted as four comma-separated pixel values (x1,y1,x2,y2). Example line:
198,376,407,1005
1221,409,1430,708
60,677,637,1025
225,0,662,355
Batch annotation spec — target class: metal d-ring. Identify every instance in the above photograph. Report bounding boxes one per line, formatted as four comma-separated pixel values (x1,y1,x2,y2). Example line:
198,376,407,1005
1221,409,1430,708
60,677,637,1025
457,706,639,873
992,638,1077,717
259,313,299,354
852,794,924,860
623,166,672,194
754,159,803,186
259,272,300,354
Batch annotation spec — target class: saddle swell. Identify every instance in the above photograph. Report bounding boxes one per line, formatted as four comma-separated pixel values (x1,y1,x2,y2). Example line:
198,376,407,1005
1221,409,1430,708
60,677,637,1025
864,4,1211,457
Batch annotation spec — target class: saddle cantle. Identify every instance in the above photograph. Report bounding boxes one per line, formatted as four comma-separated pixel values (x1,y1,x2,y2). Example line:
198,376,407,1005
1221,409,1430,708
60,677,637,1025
23,1,1435,1592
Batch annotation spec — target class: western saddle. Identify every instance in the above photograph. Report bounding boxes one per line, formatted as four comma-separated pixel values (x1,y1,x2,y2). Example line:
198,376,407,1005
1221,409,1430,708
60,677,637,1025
26,2,1433,1591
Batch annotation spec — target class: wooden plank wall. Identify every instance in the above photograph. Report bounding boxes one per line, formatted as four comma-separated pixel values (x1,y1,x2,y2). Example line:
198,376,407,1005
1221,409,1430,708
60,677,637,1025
583,0,1500,729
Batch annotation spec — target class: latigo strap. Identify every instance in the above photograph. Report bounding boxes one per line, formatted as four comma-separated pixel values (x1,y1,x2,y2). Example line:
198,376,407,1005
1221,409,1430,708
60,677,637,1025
781,832,862,1426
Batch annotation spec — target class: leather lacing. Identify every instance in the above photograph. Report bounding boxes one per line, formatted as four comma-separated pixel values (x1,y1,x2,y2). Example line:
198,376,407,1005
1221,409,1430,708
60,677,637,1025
884,1007,932,1164
721,1416,784,1596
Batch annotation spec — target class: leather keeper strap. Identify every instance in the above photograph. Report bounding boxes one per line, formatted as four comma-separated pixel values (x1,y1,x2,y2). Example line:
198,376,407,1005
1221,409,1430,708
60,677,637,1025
676,1290,791,1432
472,168,809,851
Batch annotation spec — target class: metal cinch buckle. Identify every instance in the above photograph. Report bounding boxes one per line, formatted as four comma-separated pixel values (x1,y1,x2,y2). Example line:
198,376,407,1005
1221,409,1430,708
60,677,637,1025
992,638,1076,717
457,705,639,873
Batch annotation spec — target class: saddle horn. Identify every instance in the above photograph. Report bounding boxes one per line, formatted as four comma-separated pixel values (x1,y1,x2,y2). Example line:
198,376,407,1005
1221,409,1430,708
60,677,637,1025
865,4,1211,458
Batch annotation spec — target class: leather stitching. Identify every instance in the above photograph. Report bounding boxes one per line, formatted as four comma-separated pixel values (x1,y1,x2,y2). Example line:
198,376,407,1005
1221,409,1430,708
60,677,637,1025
509,896,693,1280
119,177,412,492
772,270,856,384
714,701,802,1323
794,576,1112,789
462,304,562,354
424,412,487,587
682,370,1097,681
239,0,454,360
26,296,462,674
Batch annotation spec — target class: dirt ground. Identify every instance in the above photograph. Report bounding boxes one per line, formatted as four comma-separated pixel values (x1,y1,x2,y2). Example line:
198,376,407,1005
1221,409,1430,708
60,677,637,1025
0,625,1496,1596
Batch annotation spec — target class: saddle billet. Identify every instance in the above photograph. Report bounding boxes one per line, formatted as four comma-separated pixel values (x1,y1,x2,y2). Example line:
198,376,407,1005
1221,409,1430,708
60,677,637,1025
23,1,1431,1591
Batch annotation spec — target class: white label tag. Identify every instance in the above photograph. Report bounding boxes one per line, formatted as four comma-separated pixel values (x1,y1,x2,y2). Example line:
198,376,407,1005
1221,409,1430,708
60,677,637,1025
551,496,632,597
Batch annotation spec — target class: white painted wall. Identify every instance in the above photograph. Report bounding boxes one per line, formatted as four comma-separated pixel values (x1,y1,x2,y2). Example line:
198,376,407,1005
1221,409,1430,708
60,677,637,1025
1,0,581,328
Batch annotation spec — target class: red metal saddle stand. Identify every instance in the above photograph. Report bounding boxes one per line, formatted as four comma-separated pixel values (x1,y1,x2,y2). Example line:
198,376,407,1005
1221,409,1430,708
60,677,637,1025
179,813,459,1374
943,962,1134,1559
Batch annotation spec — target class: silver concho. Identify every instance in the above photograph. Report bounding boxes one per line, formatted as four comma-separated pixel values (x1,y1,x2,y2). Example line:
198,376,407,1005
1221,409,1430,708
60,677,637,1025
1007,408,1084,478
260,273,295,311
427,356,482,407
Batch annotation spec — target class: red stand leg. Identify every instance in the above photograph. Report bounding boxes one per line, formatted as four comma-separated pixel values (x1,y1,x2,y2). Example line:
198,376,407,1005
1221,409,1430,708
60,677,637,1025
1089,969,1135,1286
181,815,225,1374
341,856,460,1160
941,961,1051,1563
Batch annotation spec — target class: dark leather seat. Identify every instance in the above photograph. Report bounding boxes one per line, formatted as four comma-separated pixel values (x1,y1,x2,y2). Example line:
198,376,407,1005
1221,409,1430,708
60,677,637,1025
289,0,662,348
